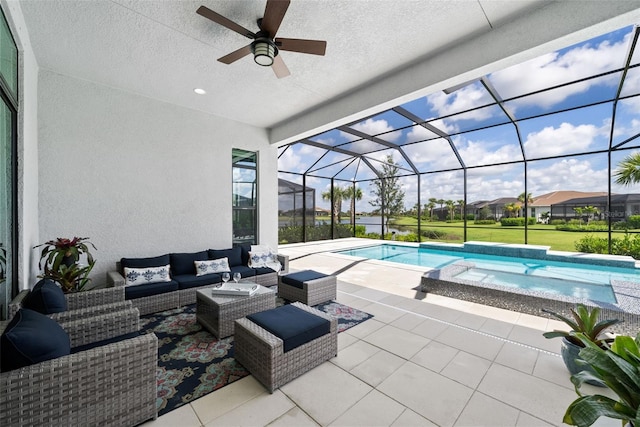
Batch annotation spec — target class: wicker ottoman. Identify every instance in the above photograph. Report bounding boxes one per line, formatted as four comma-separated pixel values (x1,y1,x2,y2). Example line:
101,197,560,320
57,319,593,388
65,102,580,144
234,302,337,393
277,270,337,306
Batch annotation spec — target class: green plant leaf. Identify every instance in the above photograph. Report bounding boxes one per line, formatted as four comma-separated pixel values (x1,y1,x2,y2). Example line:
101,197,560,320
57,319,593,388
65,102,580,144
563,395,630,426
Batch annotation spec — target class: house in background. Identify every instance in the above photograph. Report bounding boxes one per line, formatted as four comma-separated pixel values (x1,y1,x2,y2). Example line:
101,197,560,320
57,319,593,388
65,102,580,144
551,193,640,222
526,191,609,223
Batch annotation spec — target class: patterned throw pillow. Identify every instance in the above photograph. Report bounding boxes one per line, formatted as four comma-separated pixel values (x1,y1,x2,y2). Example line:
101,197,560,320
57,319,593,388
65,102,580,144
248,247,281,271
124,264,171,286
194,258,231,276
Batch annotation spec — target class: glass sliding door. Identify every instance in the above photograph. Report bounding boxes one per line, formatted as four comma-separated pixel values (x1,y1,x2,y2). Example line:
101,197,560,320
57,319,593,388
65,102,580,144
232,149,257,246
0,6,17,320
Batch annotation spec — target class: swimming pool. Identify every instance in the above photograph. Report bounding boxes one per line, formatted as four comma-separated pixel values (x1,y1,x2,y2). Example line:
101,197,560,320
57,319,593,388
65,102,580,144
336,243,640,304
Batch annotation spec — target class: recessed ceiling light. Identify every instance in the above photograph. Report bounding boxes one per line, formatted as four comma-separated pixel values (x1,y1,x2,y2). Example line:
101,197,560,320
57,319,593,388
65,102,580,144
194,88,206,95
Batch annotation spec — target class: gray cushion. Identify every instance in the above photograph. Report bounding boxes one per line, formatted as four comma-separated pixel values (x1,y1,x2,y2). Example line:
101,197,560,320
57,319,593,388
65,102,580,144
1,308,71,372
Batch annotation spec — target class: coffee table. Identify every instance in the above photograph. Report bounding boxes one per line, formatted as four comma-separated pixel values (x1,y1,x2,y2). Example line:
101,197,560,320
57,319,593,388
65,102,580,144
196,285,276,339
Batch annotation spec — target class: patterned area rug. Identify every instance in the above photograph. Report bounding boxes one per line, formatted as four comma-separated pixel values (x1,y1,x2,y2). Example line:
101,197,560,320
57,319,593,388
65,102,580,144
140,301,373,416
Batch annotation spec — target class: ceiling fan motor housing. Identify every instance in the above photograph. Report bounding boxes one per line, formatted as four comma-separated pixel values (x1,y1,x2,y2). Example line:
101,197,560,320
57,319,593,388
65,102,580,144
251,33,279,66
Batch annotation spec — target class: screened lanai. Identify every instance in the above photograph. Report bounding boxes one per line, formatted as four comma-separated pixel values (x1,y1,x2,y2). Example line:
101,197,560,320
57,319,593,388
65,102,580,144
278,25,640,255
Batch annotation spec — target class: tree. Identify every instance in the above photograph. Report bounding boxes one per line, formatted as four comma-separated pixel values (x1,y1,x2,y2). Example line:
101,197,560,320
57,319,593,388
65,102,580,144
429,197,438,222
436,199,445,221
614,152,640,186
518,192,534,218
504,203,518,218
573,207,584,224
445,200,455,221
456,199,465,219
426,200,436,221
369,155,405,234
321,186,347,224
541,211,550,224
344,185,363,227
583,205,600,225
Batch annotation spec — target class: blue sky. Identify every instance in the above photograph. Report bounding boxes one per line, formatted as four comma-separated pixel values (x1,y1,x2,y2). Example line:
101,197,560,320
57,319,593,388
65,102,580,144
278,25,640,212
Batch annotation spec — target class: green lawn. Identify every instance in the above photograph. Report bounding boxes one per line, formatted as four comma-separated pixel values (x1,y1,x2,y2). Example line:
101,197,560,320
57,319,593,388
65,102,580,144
389,217,623,252
282,215,625,253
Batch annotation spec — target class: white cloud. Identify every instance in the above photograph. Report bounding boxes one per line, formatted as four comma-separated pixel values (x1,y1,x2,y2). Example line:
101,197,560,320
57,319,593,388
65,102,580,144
523,122,602,157
456,137,523,167
426,83,493,120
490,32,631,109
527,158,608,194
341,118,402,142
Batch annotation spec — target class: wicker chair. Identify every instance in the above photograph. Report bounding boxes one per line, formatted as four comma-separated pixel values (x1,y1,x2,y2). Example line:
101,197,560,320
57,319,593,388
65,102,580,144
234,302,337,393
8,287,140,347
0,328,158,426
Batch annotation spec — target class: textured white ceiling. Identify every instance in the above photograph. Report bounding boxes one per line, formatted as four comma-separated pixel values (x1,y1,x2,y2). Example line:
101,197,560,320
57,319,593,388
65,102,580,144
18,0,549,129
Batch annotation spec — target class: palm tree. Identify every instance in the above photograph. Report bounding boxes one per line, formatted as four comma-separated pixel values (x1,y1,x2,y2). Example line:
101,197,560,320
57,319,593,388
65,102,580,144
518,192,534,218
456,199,465,220
504,202,518,218
573,207,584,224
321,186,347,224
614,152,640,186
425,201,436,221
344,185,363,227
436,199,445,221
445,200,455,221
428,198,437,221
583,205,599,225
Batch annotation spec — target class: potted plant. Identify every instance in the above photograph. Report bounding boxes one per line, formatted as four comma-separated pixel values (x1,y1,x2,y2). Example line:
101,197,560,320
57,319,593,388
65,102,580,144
542,304,621,384
562,332,640,426
34,237,97,293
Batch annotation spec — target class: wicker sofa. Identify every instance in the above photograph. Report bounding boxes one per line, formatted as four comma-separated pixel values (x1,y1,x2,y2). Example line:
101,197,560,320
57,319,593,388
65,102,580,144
107,245,289,315
0,312,158,426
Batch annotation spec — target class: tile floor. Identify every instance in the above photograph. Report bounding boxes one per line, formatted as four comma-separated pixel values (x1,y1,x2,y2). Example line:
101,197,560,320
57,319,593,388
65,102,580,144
143,238,619,427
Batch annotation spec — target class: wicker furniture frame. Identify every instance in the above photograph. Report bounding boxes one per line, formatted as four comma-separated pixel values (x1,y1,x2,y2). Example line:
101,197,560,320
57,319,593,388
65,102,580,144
107,254,287,314
0,331,158,426
277,272,337,306
196,285,276,338
8,287,140,346
234,302,338,393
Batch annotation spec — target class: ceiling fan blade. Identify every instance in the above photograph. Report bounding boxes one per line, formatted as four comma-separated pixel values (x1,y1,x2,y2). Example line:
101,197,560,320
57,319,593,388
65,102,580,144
218,45,252,64
272,55,290,79
261,0,290,37
276,38,326,56
197,5,255,39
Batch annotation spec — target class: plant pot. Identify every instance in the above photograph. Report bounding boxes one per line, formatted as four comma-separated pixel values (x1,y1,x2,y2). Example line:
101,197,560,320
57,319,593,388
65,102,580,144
561,337,604,387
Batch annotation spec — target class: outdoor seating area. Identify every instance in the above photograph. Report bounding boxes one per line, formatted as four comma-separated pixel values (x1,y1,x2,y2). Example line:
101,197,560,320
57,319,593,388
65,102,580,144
5,2,640,427
1,281,157,426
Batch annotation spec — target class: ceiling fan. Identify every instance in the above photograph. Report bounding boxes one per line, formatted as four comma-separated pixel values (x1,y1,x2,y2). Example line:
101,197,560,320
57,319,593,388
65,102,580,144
197,0,327,78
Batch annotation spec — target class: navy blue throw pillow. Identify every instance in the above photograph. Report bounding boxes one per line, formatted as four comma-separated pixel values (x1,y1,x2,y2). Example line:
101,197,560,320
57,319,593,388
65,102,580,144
24,278,68,314
1,308,71,372
170,251,208,276
209,247,242,267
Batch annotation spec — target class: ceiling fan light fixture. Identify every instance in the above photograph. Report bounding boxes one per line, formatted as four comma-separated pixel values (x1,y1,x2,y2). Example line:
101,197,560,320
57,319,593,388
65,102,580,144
252,39,277,67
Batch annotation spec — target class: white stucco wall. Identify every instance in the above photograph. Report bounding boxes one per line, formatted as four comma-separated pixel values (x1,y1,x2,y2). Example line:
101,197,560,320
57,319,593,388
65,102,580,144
2,0,39,291
37,70,276,287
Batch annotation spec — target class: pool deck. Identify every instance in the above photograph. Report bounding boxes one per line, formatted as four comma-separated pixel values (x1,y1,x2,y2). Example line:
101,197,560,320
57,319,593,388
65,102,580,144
144,238,629,427
336,239,640,334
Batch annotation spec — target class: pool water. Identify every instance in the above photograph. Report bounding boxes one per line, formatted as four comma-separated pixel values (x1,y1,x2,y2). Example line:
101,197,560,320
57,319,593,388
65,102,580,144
336,244,640,304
